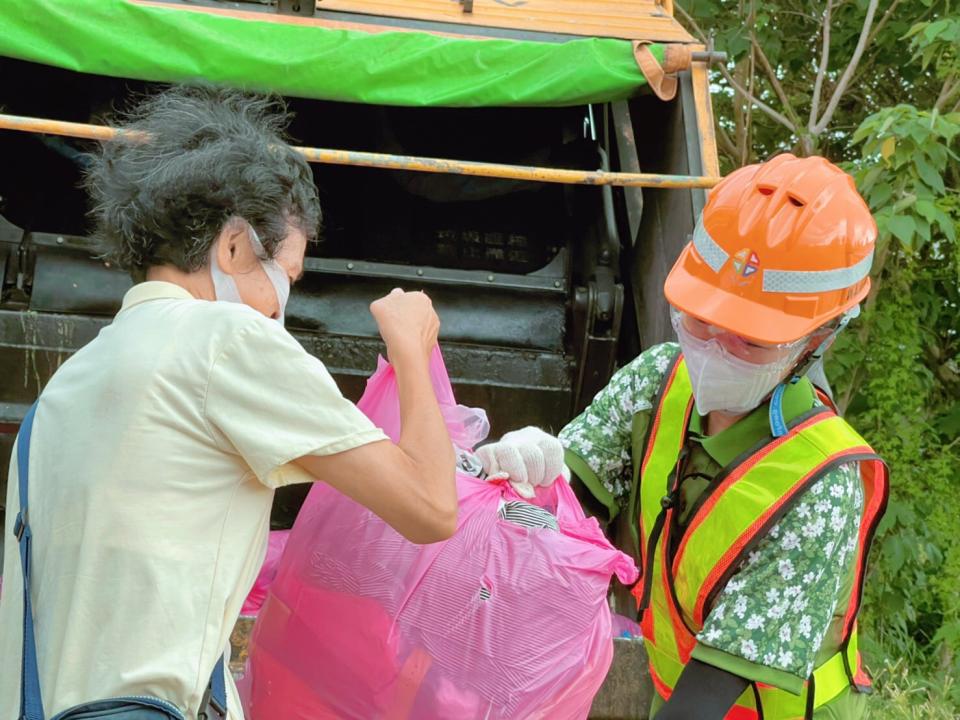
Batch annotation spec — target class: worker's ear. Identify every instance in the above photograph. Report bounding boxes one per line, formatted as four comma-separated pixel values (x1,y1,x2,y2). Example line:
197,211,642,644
213,217,257,276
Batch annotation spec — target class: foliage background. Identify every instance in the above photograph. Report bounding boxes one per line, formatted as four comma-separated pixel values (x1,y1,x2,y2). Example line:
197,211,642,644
675,1,960,714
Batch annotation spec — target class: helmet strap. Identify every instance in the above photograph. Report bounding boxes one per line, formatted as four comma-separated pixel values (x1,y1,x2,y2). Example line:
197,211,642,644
768,305,861,436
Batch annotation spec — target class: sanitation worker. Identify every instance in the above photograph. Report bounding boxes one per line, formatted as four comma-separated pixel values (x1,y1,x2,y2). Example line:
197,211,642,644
478,154,889,719
0,86,456,720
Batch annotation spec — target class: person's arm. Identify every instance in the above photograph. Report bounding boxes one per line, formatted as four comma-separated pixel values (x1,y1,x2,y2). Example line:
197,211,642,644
559,343,681,524
654,659,749,720
295,289,456,544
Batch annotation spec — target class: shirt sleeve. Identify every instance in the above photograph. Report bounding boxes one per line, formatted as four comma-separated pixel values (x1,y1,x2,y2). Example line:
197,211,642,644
204,316,388,488
692,462,865,694
559,342,680,517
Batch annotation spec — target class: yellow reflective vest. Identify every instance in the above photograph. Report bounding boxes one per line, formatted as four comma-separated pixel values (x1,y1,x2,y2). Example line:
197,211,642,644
632,355,888,719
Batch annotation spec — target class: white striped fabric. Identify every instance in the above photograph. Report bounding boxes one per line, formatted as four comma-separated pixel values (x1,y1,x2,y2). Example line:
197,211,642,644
497,501,559,531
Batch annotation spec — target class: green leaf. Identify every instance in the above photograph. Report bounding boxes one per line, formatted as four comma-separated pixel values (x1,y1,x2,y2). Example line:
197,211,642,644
886,215,917,246
881,136,896,159
878,113,897,136
915,199,938,222
884,536,907,574
923,19,951,41
915,216,931,248
936,403,960,438
852,123,875,145
892,193,917,214
869,182,893,207
858,166,884,194
914,155,946,194
881,590,906,614
903,22,927,39
908,123,931,145
932,208,957,242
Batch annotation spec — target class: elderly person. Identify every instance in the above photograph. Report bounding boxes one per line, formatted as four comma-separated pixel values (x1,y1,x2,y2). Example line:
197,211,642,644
0,86,456,720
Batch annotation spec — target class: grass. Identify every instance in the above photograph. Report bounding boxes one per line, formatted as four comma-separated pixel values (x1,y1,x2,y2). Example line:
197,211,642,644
865,657,957,720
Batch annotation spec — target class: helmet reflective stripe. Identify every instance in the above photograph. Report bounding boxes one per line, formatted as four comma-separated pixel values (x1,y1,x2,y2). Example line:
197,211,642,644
693,217,874,295
692,215,729,273
763,250,875,294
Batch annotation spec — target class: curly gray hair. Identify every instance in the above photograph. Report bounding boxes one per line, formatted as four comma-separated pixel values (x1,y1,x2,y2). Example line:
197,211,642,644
84,85,321,281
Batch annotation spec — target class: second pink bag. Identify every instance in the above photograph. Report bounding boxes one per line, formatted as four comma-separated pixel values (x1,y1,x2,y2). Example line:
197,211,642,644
242,348,638,719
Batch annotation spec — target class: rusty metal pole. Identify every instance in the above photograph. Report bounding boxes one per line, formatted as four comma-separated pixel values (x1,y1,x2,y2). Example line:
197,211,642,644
0,113,723,189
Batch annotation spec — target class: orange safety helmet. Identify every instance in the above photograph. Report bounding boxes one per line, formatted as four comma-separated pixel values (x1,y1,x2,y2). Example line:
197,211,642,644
664,154,877,345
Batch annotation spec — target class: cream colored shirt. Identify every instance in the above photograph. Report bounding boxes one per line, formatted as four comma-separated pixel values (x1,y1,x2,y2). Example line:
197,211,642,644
0,282,387,719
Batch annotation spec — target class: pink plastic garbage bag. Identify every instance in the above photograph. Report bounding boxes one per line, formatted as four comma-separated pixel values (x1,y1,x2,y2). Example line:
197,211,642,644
241,530,291,616
243,347,638,720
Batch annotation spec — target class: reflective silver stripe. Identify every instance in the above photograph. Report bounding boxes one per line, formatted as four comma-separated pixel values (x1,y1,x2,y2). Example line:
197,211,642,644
762,250,874,294
692,216,728,273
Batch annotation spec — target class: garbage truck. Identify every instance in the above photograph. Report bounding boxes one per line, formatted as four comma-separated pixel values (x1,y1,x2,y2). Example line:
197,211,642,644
0,1,721,716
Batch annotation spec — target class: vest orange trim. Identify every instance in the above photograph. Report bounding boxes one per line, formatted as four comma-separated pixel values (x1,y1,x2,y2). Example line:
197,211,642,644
635,353,890,717
842,458,888,640
637,357,693,576
671,410,828,590
690,446,877,628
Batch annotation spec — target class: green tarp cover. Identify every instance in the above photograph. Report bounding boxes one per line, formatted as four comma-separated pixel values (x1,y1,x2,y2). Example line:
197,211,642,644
1,0,662,107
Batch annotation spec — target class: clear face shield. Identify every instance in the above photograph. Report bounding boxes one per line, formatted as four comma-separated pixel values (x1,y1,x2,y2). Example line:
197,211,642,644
670,307,811,416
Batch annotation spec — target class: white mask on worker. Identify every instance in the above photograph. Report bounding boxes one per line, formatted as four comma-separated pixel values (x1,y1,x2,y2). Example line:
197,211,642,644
674,318,803,416
209,225,290,325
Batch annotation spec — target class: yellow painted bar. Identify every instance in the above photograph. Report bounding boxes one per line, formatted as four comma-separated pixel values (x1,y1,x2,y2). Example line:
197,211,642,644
0,113,722,189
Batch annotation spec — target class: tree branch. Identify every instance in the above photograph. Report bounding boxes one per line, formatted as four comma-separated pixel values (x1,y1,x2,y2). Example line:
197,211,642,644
813,0,881,135
674,2,709,44
935,76,960,113
717,124,739,159
719,63,798,134
866,0,905,48
751,31,800,125
733,58,749,162
744,45,756,166
675,1,796,134
846,0,926,93
809,0,833,132
743,0,757,166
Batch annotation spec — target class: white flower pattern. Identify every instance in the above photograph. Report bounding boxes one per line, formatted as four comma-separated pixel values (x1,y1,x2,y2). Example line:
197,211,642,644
698,468,864,679
558,342,867,683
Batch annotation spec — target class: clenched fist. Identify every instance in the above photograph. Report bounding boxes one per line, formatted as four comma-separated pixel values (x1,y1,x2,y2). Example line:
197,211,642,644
370,288,440,366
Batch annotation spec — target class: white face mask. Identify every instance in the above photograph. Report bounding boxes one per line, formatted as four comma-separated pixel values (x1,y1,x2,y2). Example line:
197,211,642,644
209,225,291,325
673,314,806,416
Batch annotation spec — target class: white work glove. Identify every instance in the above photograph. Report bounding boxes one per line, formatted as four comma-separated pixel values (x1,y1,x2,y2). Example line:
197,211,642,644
476,426,569,499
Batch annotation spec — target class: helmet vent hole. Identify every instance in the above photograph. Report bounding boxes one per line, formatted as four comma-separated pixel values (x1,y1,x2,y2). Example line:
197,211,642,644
758,186,774,196
788,195,805,207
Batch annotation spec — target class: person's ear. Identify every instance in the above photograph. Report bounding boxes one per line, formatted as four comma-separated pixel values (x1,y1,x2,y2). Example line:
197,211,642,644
213,217,254,275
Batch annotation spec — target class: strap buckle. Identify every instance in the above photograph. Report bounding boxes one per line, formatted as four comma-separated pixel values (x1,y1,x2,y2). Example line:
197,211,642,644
13,511,26,541
197,686,226,720
660,491,678,510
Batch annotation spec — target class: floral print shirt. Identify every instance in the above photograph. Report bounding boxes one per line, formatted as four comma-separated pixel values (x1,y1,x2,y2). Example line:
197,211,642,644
559,343,864,685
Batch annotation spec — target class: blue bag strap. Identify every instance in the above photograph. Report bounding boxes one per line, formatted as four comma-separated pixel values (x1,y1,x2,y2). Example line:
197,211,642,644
15,401,44,720
14,401,226,720
208,655,227,718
